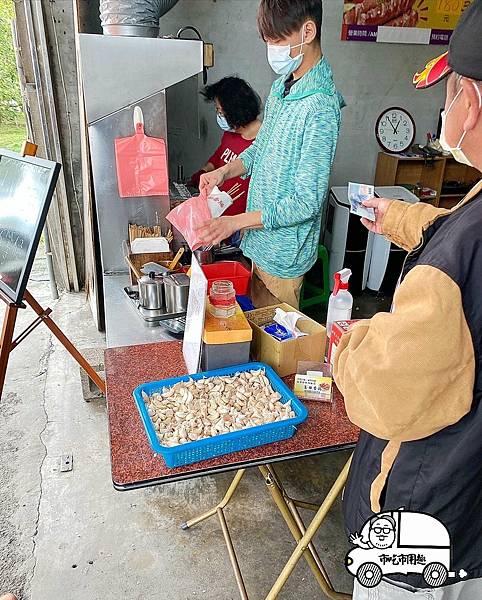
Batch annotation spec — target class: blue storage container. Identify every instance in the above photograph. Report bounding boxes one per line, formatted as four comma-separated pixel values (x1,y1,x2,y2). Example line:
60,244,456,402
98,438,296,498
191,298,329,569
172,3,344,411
133,362,308,468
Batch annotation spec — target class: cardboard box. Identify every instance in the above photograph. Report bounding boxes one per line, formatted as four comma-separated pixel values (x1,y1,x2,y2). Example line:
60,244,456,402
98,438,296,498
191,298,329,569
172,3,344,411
327,320,360,367
245,303,326,377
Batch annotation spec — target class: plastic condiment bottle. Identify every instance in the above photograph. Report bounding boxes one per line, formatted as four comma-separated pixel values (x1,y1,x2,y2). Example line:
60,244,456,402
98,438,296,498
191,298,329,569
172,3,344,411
326,268,353,338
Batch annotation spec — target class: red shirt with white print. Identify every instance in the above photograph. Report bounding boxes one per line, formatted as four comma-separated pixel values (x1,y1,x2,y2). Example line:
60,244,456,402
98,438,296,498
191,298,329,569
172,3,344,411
208,132,254,216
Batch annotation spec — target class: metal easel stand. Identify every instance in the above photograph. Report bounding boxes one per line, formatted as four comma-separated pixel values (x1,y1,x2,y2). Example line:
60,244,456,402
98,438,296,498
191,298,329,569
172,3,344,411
181,456,353,600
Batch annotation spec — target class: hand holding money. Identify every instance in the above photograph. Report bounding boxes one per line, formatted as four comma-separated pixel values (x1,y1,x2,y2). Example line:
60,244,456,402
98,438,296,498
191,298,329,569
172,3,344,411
359,197,393,234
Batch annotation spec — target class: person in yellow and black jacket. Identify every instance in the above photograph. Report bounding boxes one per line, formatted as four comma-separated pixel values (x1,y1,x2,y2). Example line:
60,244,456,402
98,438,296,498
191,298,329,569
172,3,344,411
334,2,482,599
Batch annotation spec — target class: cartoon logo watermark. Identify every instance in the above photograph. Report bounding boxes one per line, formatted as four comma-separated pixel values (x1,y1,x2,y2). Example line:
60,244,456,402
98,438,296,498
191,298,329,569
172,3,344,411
345,509,467,588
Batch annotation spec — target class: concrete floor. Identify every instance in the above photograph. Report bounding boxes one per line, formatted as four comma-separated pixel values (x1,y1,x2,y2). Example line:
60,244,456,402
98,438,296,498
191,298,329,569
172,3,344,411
1,257,356,600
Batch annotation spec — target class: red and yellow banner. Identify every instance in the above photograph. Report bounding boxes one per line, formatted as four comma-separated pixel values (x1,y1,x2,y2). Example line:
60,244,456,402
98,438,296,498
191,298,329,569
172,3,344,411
341,0,473,44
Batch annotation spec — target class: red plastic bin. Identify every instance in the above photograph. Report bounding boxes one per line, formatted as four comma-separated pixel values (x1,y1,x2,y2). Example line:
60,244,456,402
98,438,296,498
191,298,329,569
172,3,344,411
201,261,251,295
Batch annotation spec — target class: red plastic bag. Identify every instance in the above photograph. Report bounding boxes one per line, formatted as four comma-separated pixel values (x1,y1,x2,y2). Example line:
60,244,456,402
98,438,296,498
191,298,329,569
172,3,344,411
166,192,212,251
115,106,169,198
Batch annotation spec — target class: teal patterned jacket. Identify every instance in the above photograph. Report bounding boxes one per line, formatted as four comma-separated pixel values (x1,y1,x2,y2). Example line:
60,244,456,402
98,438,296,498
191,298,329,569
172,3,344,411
239,58,341,278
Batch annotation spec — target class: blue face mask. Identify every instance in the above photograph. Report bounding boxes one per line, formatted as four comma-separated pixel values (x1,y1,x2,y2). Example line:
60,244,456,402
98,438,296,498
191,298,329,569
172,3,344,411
267,27,305,76
217,113,233,132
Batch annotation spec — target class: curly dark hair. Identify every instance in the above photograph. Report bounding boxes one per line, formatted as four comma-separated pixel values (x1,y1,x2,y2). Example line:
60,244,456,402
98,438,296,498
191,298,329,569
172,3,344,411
201,77,261,130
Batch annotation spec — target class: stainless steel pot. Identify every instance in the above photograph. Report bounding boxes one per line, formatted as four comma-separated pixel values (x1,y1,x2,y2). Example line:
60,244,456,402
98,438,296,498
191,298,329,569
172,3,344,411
138,272,164,310
164,273,190,313
194,248,214,265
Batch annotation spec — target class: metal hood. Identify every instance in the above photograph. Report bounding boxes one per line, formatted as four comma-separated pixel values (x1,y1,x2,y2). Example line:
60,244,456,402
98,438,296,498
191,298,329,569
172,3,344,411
78,34,203,123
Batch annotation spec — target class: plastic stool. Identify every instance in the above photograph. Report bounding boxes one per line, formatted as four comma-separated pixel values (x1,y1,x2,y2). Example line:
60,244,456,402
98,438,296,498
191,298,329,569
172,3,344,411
300,244,330,310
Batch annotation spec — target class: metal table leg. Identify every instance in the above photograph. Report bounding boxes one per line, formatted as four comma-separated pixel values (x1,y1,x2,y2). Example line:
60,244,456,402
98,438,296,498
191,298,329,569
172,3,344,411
259,464,351,600
266,465,333,588
181,469,249,599
181,456,352,600
181,468,246,530
218,507,249,600
264,456,353,600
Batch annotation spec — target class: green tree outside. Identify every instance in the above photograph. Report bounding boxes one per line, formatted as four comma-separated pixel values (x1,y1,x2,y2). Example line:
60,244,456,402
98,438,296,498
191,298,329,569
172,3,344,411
0,0,26,151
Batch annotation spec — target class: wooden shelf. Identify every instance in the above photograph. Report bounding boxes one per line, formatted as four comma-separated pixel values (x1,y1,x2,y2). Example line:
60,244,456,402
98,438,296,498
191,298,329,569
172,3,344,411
374,152,481,208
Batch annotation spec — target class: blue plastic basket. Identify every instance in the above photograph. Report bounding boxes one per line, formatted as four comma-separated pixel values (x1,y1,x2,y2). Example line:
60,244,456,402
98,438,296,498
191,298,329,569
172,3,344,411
133,362,308,468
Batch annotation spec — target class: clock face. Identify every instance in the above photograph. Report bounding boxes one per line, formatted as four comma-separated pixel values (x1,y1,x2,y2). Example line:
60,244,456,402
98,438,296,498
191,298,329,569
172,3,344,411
375,108,416,154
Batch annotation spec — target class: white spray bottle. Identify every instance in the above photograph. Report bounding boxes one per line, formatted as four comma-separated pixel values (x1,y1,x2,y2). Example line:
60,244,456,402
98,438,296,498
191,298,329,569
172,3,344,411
326,268,353,339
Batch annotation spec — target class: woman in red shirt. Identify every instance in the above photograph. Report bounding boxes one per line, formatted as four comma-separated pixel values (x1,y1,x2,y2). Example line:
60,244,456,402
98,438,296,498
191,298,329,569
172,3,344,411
189,77,261,218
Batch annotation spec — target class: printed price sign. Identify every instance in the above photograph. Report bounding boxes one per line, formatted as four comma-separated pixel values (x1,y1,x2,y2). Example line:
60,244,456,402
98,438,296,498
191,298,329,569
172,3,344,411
436,0,465,15
294,373,333,402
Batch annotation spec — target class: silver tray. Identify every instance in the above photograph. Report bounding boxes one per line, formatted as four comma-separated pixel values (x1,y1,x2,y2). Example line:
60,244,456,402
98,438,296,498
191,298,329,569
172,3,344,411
123,286,186,334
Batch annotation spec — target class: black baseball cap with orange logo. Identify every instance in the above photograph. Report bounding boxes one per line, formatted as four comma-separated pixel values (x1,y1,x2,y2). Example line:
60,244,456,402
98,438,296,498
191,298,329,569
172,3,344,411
413,0,482,89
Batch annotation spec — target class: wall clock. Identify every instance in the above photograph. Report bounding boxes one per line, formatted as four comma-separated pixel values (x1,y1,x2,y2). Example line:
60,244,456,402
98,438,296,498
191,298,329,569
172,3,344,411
375,107,416,154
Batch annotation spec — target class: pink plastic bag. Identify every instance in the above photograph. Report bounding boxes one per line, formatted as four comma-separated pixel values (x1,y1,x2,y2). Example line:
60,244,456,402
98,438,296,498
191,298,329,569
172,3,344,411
115,106,169,198
166,192,212,251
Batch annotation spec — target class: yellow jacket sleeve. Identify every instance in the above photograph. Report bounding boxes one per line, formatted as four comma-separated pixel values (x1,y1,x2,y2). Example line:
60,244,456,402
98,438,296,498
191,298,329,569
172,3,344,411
381,182,482,251
334,265,475,443
381,200,449,252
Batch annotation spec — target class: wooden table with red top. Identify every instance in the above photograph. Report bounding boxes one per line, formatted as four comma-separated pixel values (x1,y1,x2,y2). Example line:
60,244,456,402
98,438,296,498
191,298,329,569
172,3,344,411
105,340,358,600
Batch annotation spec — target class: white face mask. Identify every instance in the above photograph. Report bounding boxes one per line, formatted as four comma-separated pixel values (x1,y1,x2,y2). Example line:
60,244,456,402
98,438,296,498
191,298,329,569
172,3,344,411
440,81,481,166
267,28,305,76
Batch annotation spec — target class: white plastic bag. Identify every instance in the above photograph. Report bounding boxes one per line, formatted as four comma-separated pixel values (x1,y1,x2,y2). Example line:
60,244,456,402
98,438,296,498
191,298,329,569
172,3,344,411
207,186,234,218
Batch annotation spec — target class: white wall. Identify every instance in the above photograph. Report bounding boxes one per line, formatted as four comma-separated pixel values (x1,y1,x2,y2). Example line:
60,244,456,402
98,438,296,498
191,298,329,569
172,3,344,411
323,1,446,183
160,0,276,178
160,0,447,184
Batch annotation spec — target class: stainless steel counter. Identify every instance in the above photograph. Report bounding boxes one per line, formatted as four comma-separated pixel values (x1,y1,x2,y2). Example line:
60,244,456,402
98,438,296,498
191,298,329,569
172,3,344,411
103,273,177,349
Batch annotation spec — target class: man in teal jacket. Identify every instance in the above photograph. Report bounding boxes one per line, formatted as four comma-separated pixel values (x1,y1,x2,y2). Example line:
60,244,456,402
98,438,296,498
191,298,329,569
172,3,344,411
197,0,341,308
